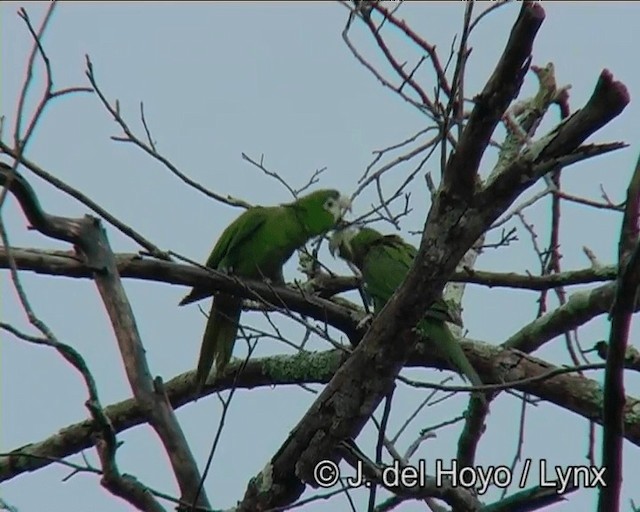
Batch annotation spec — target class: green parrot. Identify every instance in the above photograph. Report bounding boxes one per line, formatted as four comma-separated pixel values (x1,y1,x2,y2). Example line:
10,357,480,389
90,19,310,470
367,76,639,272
180,189,351,394
329,226,485,394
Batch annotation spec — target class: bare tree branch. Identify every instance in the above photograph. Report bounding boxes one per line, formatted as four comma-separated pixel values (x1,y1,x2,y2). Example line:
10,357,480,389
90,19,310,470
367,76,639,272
3,4,635,511
0,232,164,511
442,2,543,200
0,165,209,510
3,343,639,485
598,152,640,512
0,245,618,295
233,4,629,506
84,56,250,211
0,147,170,260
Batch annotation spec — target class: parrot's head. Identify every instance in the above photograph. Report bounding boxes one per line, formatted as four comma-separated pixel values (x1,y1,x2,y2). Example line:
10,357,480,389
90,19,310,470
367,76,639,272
329,225,359,260
283,189,351,237
321,190,352,222
291,189,352,236
329,225,383,270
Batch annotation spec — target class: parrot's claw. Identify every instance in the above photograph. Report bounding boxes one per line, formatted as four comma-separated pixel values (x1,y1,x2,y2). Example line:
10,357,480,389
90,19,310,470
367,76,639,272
356,313,374,331
244,299,265,310
297,250,318,278
292,278,314,293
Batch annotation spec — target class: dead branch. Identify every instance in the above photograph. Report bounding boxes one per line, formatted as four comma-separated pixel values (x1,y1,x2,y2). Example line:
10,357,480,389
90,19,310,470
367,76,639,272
84,56,250,211
234,4,628,507
0,246,617,294
598,152,640,512
0,164,209,510
3,342,639,485
442,2,544,200
0,144,170,260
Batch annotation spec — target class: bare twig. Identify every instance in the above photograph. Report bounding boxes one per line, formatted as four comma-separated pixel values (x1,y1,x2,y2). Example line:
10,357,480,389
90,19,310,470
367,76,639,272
0,147,170,260
1,165,210,509
0,204,162,511
372,3,452,98
85,55,250,210
442,2,543,200
193,341,258,509
241,152,325,198
13,6,93,151
341,18,429,116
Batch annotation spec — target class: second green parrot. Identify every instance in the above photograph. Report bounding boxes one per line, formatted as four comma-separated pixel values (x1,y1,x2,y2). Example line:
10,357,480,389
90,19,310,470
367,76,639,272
329,226,484,392
180,189,351,394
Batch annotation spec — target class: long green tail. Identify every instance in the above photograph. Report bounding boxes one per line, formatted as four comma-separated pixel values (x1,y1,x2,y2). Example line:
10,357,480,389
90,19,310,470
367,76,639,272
195,294,242,395
420,320,485,400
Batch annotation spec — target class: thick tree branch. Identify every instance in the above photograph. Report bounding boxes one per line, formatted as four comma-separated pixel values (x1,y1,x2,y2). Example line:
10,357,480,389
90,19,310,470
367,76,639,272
0,248,363,341
460,75,632,466
2,7,632,510
0,245,618,299
535,70,631,160
2,70,628,512
454,66,630,472
234,45,628,512
598,152,640,512
442,2,544,200
1,166,209,510
504,282,621,353
482,70,630,209
3,343,639,485
460,280,634,466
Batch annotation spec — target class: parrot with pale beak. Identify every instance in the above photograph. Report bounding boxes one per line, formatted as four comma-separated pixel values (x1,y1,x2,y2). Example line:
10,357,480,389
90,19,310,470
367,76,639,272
181,189,352,395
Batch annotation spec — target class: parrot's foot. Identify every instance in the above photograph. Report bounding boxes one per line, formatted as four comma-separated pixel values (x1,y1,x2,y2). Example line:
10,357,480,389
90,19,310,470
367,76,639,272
297,250,319,278
293,277,317,294
244,299,266,310
356,313,374,331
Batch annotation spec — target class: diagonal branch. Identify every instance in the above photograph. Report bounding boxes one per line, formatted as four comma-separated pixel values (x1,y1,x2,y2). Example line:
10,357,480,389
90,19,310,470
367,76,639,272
442,2,544,200
482,70,630,209
233,29,628,511
597,152,640,512
0,146,169,260
84,56,250,211
1,165,209,509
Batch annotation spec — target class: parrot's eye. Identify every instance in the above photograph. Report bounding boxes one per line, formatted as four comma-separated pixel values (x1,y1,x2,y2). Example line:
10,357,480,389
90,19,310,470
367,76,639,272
325,194,348,222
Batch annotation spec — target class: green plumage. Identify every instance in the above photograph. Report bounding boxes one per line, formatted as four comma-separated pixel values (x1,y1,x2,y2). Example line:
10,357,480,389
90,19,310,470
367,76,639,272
181,189,350,395
330,226,484,391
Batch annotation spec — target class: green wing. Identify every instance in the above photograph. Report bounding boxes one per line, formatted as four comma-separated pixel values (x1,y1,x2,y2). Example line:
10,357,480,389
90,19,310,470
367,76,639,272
185,190,349,395
205,206,268,271
361,236,415,311
372,236,458,325
179,207,267,306
338,227,484,393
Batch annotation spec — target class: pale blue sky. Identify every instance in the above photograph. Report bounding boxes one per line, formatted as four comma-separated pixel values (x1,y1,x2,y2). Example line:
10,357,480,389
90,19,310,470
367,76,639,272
2,2,639,511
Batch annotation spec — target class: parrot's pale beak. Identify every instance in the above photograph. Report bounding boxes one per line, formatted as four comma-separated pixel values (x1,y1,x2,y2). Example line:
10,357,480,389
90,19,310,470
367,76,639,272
329,228,354,258
338,195,352,217
328,235,339,258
